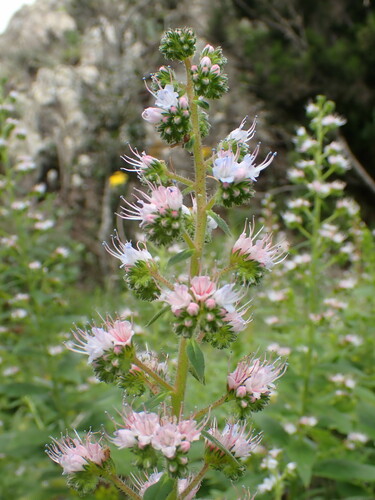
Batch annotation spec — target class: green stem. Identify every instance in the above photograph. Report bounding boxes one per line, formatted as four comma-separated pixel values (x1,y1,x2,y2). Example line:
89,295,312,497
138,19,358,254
191,394,228,420
149,267,174,290
133,356,174,392
171,58,208,418
165,170,194,187
108,474,142,499
171,337,189,416
180,462,210,499
182,231,196,250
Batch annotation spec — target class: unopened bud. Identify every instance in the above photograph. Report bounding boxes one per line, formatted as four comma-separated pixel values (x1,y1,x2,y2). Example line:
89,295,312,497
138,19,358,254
187,302,199,316
179,96,189,109
210,64,221,75
205,298,216,309
142,107,163,124
179,441,191,453
200,56,212,68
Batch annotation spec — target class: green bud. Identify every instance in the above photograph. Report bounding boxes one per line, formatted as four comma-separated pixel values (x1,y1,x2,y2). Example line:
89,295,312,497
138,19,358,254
160,28,196,61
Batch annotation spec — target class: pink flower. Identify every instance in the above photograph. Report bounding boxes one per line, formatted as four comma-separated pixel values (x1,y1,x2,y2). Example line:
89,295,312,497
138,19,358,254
113,410,160,450
46,431,106,475
206,420,261,459
190,276,216,301
121,146,159,174
70,318,135,363
164,284,192,313
120,185,183,227
228,356,286,400
233,221,286,270
224,310,249,333
152,422,182,458
136,473,200,500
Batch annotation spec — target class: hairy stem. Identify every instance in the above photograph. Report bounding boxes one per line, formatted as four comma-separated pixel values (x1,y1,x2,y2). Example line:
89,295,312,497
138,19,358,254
191,394,228,420
109,474,142,499
180,462,210,499
171,58,208,419
133,356,174,392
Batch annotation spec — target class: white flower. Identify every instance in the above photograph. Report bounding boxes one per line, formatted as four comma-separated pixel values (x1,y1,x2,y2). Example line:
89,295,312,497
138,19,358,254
258,475,277,493
213,284,241,313
299,416,318,427
283,422,297,435
321,115,346,127
154,84,179,110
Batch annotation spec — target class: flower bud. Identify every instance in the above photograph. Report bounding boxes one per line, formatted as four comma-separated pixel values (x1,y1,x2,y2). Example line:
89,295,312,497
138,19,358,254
142,107,164,124
187,302,199,316
160,28,196,61
205,298,216,309
200,56,212,68
179,96,189,109
210,64,221,75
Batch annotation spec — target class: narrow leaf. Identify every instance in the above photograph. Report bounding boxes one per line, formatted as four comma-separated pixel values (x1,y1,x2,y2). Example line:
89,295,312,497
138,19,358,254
143,474,175,500
146,305,169,327
208,210,232,237
187,338,205,384
168,248,195,266
142,391,170,411
201,430,240,467
196,99,210,110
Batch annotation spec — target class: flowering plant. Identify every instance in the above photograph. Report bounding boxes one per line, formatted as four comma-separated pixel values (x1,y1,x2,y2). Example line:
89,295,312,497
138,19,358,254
46,28,287,499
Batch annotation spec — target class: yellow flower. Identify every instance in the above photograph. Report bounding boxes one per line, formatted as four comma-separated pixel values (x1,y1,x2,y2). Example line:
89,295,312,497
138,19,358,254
109,171,128,187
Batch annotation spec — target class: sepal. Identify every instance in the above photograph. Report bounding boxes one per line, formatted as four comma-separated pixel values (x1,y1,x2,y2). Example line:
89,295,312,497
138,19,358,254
127,260,160,301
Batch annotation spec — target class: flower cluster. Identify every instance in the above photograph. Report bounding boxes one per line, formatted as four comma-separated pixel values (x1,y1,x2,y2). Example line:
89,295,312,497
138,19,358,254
70,318,135,384
205,420,261,479
159,27,196,61
162,276,250,348
112,409,202,476
121,146,169,185
103,232,159,300
231,221,286,284
227,356,286,416
46,432,111,494
213,137,275,207
119,184,187,245
142,79,192,145
191,44,228,99
134,471,201,500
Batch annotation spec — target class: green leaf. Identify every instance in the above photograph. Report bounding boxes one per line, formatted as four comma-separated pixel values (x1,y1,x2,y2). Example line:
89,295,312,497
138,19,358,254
146,305,169,327
196,99,210,110
142,391,170,411
187,338,205,384
0,383,47,397
143,474,175,500
208,210,232,237
201,430,241,467
168,248,195,266
286,438,316,487
314,459,375,483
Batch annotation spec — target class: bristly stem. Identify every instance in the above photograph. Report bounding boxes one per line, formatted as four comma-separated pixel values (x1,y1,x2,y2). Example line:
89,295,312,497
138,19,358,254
108,474,142,499
132,356,174,392
180,462,210,499
172,57,208,419
165,169,194,187
191,394,228,420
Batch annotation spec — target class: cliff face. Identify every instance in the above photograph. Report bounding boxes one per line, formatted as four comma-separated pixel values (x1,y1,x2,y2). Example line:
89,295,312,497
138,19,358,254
0,0,270,264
